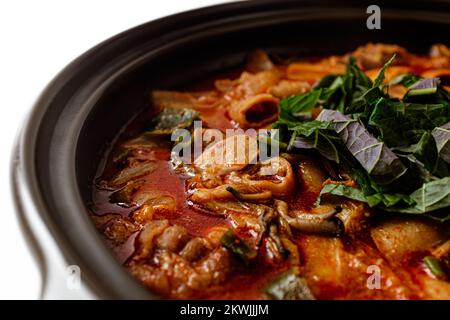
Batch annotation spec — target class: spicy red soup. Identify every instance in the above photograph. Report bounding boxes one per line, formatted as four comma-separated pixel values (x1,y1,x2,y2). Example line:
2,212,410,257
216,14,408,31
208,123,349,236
91,43,450,299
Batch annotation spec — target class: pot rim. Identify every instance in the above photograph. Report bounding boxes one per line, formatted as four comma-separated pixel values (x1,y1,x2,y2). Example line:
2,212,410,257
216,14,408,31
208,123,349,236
11,0,450,299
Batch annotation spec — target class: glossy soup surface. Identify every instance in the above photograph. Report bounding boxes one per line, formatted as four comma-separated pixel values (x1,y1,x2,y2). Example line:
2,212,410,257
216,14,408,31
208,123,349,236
91,44,450,299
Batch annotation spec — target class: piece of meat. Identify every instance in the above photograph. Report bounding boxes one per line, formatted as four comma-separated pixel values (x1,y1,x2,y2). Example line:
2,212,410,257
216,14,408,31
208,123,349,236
229,93,280,128
180,238,212,262
156,225,191,252
245,49,275,73
371,217,449,263
191,156,295,203
352,43,410,70
430,44,450,58
194,134,259,179
133,190,177,212
286,57,346,81
298,235,413,299
225,157,295,197
297,156,327,193
269,80,311,98
135,219,170,259
108,161,157,188
129,247,232,299
101,216,139,245
234,70,280,98
151,90,222,111
275,200,342,237
194,248,232,288
128,219,233,298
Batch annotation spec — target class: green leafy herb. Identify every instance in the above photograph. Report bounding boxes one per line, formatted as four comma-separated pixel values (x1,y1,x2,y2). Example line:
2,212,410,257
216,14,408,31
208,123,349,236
278,119,340,162
147,107,199,134
319,184,367,202
319,183,413,208
220,230,257,265
432,122,450,163
423,256,449,279
373,54,396,88
390,73,421,87
274,55,450,222
318,109,407,184
280,90,322,115
388,177,450,215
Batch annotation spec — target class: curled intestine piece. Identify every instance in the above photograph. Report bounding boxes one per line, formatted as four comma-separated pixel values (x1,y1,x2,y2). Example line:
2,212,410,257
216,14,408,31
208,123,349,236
128,219,232,298
229,93,280,128
224,70,280,102
194,134,259,178
190,157,295,202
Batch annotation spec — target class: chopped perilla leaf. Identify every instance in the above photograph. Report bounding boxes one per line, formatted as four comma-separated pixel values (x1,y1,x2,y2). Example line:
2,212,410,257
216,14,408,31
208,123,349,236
408,78,440,96
432,122,450,164
220,229,257,265
424,256,449,279
147,107,199,134
274,55,450,222
318,109,407,184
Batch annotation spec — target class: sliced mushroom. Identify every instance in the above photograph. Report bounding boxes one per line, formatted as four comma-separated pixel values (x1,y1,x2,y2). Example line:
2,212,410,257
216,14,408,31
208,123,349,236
335,200,371,234
275,200,342,237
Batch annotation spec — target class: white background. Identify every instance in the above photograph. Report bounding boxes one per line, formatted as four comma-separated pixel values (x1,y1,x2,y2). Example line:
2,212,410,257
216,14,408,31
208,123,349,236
0,0,231,299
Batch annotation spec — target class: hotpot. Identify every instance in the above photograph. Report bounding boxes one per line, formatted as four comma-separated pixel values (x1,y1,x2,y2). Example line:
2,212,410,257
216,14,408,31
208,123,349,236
11,0,450,299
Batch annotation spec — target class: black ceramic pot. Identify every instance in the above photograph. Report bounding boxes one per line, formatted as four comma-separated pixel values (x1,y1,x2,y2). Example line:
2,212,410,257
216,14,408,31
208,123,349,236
11,0,450,299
